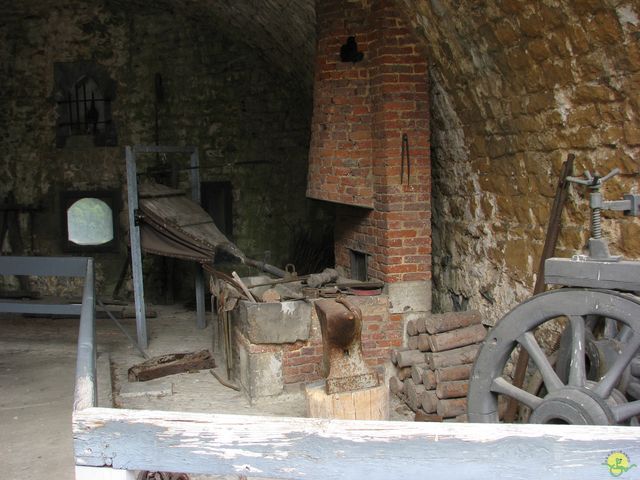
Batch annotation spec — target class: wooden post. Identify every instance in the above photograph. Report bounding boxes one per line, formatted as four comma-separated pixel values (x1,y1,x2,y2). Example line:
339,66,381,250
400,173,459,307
305,381,389,420
125,146,148,350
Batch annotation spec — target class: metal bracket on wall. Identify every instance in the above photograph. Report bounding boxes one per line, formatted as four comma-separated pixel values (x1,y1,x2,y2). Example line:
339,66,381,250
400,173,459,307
125,145,206,350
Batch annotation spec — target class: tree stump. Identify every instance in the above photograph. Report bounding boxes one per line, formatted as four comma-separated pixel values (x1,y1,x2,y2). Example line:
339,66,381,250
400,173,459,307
305,380,389,420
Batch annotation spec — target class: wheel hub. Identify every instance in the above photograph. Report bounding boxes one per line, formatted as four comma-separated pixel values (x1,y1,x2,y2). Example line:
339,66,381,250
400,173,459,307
530,386,615,424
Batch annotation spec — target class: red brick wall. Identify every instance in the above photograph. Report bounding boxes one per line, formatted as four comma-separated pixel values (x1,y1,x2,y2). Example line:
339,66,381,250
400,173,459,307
282,296,402,385
307,0,431,283
306,0,374,208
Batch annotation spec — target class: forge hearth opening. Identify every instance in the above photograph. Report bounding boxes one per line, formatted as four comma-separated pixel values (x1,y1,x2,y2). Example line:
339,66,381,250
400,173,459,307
349,249,368,281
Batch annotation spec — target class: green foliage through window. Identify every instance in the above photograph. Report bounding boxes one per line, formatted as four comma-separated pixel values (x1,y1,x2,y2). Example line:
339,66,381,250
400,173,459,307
67,198,114,246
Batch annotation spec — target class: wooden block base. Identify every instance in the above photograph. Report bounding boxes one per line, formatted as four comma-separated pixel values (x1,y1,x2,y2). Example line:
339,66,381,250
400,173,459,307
305,380,389,420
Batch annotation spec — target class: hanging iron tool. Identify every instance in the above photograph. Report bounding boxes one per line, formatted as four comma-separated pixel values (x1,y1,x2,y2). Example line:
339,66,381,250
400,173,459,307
401,133,410,184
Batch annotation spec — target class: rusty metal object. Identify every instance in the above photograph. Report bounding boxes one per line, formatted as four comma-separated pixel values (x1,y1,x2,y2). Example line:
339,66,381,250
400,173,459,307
137,472,189,480
314,296,379,394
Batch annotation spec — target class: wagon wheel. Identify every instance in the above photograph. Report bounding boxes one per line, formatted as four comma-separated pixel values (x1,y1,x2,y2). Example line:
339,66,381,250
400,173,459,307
468,288,640,425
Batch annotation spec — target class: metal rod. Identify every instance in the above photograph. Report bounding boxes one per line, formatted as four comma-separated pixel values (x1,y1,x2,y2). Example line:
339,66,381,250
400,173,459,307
97,298,149,359
75,84,80,129
133,145,197,154
83,82,88,129
67,92,73,134
243,258,287,278
74,258,97,411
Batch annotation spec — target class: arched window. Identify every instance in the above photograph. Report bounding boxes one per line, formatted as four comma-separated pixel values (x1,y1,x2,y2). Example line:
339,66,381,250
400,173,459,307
67,197,114,246
61,191,119,252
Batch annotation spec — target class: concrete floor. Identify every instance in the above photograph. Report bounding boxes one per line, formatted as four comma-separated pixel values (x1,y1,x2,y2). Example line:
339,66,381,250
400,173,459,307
0,348,77,478
0,304,410,479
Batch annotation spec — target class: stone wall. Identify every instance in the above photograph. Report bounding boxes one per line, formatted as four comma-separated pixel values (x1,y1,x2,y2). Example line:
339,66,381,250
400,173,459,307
0,0,331,298
401,0,640,324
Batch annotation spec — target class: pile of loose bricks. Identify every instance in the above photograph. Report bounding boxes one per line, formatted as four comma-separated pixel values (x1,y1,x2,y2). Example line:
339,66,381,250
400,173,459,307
390,310,486,422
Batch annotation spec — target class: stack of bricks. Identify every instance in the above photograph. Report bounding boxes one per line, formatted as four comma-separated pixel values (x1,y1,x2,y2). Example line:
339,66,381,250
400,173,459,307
389,311,486,421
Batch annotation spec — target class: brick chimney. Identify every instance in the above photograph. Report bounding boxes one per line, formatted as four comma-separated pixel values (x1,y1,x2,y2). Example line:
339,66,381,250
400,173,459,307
307,0,431,304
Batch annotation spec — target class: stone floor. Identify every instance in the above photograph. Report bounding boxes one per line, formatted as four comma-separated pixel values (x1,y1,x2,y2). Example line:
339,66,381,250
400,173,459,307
0,304,411,479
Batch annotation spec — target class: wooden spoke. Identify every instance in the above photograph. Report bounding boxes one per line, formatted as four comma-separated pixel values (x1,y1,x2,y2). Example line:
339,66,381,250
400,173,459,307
518,331,564,392
490,377,543,410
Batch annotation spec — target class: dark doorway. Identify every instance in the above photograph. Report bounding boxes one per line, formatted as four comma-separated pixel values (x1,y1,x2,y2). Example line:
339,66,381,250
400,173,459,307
201,181,233,239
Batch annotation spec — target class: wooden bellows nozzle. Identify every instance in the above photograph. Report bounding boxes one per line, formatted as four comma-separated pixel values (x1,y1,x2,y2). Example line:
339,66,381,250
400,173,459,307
390,310,486,422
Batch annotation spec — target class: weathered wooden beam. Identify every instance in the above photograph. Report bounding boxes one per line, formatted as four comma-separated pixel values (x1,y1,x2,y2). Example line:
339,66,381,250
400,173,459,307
0,255,88,277
76,466,136,479
74,407,640,480
128,350,215,382
126,146,148,350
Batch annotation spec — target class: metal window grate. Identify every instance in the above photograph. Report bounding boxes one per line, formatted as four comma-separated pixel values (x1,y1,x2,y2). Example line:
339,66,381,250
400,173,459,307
56,77,112,135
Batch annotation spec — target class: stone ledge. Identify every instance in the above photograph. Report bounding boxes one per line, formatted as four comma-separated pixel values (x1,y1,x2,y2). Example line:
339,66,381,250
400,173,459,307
385,280,432,314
